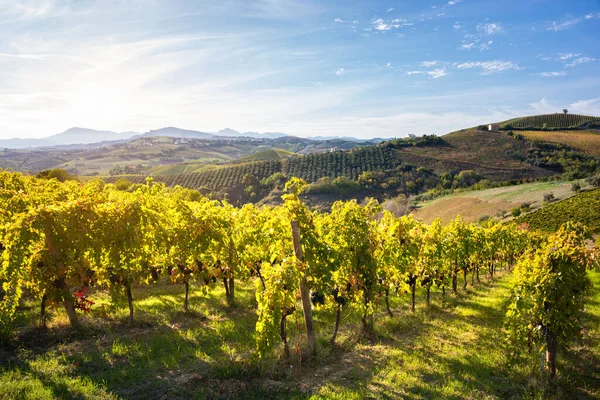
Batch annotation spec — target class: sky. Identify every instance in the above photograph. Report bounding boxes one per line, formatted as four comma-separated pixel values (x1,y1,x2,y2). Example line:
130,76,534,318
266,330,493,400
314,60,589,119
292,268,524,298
0,0,599,140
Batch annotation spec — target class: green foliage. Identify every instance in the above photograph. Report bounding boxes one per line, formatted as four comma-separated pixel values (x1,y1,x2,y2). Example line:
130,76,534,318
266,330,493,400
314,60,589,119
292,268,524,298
505,224,593,370
35,168,78,183
517,188,600,233
511,207,522,217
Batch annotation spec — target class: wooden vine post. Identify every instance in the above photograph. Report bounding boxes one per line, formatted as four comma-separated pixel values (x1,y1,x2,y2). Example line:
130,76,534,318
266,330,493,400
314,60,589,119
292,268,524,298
291,220,317,357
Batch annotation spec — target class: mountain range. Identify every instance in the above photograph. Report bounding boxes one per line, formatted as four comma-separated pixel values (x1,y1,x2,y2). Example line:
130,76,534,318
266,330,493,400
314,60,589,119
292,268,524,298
0,127,365,149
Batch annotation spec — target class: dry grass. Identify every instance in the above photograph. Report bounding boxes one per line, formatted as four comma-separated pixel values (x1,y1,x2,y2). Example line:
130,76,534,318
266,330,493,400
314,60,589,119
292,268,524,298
413,180,580,224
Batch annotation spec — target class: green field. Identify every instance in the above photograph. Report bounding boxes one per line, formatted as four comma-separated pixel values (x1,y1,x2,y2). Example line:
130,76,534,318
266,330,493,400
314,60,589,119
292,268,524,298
2,270,598,399
517,187,600,233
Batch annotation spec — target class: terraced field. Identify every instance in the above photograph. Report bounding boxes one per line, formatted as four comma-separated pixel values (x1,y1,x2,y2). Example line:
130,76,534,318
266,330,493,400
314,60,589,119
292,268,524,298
520,130,600,157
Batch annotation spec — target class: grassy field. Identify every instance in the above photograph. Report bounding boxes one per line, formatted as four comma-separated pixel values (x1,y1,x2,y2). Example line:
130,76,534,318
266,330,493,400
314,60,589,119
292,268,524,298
520,130,600,157
496,114,600,129
517,187,600,233
2,269,599,399
413,180,580,224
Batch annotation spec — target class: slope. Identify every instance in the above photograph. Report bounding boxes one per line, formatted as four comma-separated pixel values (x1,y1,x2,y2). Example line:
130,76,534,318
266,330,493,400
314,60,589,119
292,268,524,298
497,113,600,129
516,187,600,233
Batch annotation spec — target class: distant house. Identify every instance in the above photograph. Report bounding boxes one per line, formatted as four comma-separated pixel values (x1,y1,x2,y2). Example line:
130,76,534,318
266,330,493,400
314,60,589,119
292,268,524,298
488,124,499,131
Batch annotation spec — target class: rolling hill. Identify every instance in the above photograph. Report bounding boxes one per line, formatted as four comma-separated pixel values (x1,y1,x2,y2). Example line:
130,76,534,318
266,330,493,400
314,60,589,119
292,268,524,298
496,113,600,129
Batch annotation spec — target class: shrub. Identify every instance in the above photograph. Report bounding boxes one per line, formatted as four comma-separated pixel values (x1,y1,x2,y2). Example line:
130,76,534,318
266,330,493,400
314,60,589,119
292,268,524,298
511,207,522,217
543,192,555,202
571,182,581,192
496,209,507,218
520,202,531,211
114,178,133,191
478,215,490,223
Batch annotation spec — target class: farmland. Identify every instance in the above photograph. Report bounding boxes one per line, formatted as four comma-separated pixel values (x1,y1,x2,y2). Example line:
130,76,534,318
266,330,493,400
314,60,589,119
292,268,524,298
497,113,600,129
519,130,600,157
517,187,600,233
413,180,581,224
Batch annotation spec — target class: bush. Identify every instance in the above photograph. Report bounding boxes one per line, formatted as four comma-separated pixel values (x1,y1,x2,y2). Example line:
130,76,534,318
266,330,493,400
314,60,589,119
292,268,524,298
511,207,522,217
114,178,133,191
496,209,507,218
478,215,490,223
571,182,581,192
520,202,531,211
587,174,600,188
543,192,555,202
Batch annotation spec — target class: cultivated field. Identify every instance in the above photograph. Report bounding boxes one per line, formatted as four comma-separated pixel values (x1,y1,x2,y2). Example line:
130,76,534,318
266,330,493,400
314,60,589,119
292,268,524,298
519,130,600,157
413,180,580,224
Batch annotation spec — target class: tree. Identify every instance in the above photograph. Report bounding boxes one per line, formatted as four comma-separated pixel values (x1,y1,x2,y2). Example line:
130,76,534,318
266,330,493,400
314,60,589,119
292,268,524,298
505,224,594,378
563,109,568,114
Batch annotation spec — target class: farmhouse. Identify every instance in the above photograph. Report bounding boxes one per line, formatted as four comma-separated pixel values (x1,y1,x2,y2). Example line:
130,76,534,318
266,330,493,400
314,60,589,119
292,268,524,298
488,124,499,131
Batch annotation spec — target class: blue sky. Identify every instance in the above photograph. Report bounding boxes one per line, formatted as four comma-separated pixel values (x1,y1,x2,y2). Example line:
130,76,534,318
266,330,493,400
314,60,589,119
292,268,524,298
0,0,599,139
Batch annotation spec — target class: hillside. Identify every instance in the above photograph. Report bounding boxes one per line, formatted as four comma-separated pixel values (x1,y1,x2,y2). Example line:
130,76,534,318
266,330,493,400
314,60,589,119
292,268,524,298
0,136,368,176
516,187,600,233
102,119,600,206
497,113,600,129
412,180,580,224
519,130,600,157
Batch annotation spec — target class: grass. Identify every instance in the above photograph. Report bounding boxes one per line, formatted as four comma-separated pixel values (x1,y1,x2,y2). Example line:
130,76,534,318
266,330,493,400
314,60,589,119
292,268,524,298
520,130,600,157
1,269,599,399
413,180,581,224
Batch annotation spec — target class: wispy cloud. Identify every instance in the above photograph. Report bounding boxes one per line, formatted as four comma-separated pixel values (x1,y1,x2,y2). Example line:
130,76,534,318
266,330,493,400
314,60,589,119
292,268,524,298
447,0,462,5
371,17,411,31
0,52,44,60
456,61,522,74
566,57,595,67
535,71,567,77
407,68,448,79
421,61,438,67
547,12,599,31
453,22,461,29
558,52,581,60
386,8,394,13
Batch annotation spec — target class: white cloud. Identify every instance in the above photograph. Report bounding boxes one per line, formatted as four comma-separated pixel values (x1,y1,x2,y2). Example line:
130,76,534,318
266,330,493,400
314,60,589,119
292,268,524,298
387,8,394,13
407,68,448,79
456,61,522,74
421,61,438,67
548,18,582,31
334,18,344,23
453,23,461,29
385,62,393,68
448,0,462,5
460,43,475,50
0,52,44,60
584,12,600,19
371,17,410,31
477,22,502,35
566,57,595,67
530,97,600,115
335,68,347,76
536,71,567,77
428,68,448,79
558,52,581,60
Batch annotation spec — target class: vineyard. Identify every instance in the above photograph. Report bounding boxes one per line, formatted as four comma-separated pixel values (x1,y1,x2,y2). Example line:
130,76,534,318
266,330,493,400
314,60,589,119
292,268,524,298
519,130,600,157
497,114,600,129
106,146,399,191
517,187,600,233
1,171,599,398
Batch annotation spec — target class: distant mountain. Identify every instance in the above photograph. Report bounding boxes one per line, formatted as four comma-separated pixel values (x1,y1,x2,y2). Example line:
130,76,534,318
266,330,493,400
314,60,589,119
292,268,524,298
0,125,368,150
141,127,215,140
214,128,288,139
0,127,139,149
